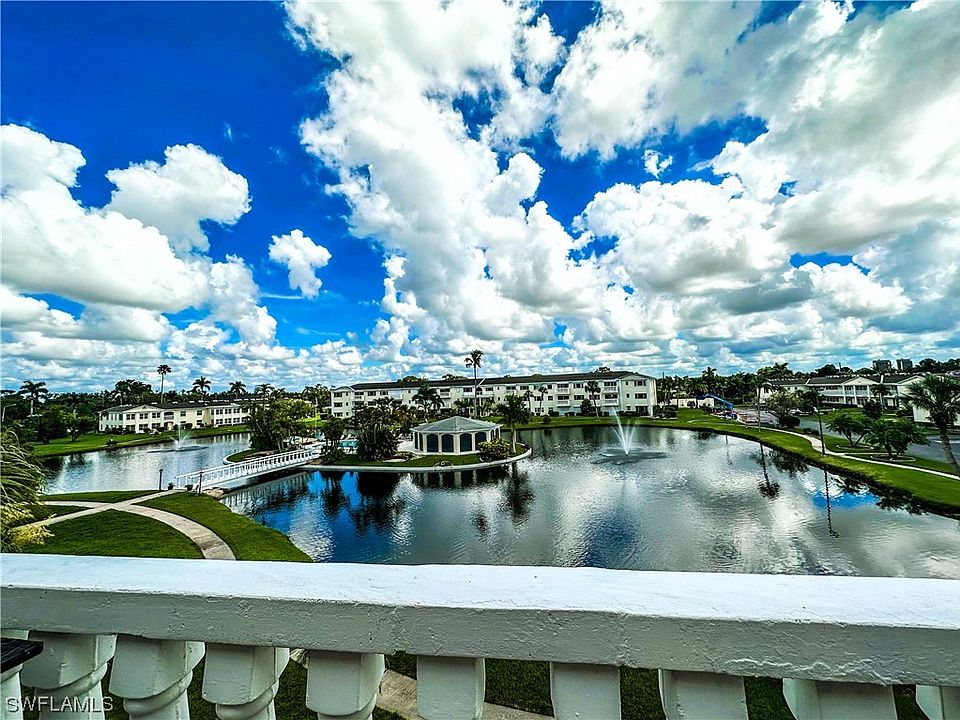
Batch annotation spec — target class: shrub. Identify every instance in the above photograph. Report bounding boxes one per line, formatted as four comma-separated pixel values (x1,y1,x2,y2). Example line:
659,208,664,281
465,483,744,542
320,447,344,464
778,415,801,428
541,415,552,425
477,439,512,461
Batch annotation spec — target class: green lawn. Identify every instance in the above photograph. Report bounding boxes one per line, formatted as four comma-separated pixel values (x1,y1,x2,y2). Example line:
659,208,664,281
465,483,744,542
140,492,311,562
30,426,248,458
225,448,260,463
28,510,204,559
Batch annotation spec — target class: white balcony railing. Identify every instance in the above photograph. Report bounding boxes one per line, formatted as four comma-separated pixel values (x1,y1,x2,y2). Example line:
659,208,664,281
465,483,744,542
2,555,958,720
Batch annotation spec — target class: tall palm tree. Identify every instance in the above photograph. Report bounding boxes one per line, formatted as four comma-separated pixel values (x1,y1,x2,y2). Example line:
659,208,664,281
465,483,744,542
754,374,773,431
229,381,247,396
585,380,601,417
192,376,212,397
498,394,530,453
701,367,718,394
254,383,273,396
537,385,548,414
413,384,440,417
903,375,960,476
464,349,484,417
18,381,49,416
871,383,892,411
156,364,172,402
522,389,535,413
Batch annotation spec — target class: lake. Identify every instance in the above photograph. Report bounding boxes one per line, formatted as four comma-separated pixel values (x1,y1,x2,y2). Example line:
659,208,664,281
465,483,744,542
218,426,960,578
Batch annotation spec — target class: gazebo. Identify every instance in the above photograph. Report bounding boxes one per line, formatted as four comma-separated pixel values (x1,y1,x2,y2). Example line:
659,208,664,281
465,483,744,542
411,416,502,455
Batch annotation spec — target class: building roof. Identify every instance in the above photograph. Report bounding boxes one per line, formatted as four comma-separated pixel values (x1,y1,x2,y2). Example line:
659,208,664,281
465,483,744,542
336,369,653,392
412,416,501,433
769,373,923,388
102,400,246,413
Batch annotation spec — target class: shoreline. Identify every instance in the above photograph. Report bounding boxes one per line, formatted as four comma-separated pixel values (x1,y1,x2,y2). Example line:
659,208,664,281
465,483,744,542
32,426,249,459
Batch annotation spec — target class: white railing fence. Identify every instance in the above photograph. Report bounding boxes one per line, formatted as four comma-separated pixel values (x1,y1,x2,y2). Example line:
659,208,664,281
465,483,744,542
1,555,958,720
173,447,321,489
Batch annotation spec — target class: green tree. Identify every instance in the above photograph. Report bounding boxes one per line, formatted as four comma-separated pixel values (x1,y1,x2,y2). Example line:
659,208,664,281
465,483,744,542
753,372,774,430
826,411,868,448
356,423,398,461
322,417,345,450
229,381,247,396
18,380,49,416
254,383,274,396
861,400,884,419
464,349,484,417
0,429,51,551
864,418,927,459
156,364,172,402
903,375,960,476
497,394,531,453
585,380,602,417
413,383,441,417
245,398,313,451
871,383,892,410
192,376,212,396
700,367,718,394
765,390,800,426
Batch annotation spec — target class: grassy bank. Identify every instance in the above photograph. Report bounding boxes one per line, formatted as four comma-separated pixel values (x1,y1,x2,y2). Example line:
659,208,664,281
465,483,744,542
514,410,960,512
40,489,157,503
327,451,484,467
141,492,312,562
30,425,249,459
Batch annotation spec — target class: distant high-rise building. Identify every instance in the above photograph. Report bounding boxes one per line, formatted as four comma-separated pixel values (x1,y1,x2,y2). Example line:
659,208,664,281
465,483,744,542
896,358,914,372
872,359,894,373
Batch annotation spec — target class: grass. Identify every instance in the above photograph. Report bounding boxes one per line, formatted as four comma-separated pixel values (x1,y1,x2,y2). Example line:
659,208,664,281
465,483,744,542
30,425,248,458
140,492,311,562
40,489,158,503
225,448,260,463
514,410,960,512
27,510,204,559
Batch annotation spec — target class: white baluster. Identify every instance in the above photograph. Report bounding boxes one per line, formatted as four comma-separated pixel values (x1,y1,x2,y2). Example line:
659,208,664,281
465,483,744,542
916,685,960,720
1,631,30,720
305,651,383,720
783,678,896,719
20,632,116,720
659,670,747,720
550,662,621,720
202,644,288,720
417,656,484,720
109,636,204,719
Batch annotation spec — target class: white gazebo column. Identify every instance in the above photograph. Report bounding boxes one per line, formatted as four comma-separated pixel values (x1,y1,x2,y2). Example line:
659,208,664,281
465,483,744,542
417,656,484,720
109,636,204,719
202,644,289,720
659,670,748,720
1,631,30,720
305,650,384,720
916,685,960,720
20,632,116,720
783,678,896,719
550,662,621,720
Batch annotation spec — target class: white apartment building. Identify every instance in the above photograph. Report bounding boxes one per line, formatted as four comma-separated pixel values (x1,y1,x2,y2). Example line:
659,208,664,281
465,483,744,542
330,370,657,419
99,401,250,433
761,374,923,411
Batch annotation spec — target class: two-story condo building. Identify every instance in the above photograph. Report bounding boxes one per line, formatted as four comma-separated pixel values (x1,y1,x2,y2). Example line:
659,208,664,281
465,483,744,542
99,401,250,433
330,370,657,419
760,374,923,411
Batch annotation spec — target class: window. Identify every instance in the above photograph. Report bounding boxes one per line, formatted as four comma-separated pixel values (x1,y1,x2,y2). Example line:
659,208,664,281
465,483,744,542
151,412,160,418
459,433,472,452
441,434,454,453
574,383,583,388
426,434,439,453
140,412,148,419
603,381,617,387
180,411,187,417
475,431,487,445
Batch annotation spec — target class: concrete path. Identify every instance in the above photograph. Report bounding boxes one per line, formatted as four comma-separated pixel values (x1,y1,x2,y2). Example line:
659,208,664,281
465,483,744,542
759,426,960,480
36,490,235,560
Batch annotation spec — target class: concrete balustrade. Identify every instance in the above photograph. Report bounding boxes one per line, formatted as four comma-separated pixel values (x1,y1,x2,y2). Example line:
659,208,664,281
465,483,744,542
2,555,958,720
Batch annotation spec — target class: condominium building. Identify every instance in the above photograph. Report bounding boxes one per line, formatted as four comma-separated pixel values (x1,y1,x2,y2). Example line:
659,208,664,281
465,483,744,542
99,401,250,433
330,370,657,419
760,374,922,410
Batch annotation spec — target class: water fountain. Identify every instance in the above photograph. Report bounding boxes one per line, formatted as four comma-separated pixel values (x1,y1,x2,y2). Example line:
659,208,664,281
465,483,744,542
148,425,203,453
593,411,668,465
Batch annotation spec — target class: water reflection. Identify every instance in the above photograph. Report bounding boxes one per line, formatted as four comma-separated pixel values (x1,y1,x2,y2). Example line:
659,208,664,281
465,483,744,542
222,426,960,578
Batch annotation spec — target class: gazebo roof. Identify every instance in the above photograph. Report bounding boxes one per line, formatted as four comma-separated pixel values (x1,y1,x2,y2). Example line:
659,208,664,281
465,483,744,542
412,416,501,433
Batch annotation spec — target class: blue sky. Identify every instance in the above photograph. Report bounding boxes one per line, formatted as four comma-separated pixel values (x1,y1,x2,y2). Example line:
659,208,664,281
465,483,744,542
2,1,958,391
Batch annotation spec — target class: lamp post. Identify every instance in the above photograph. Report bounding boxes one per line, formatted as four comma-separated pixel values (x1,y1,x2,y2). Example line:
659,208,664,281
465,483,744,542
813,389,826,455
197,470,203,495
158,468,164,491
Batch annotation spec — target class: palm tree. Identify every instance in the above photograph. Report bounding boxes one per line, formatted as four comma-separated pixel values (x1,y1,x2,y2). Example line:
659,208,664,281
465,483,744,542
871,383,892,411
18,381,49,416
229,381,247,396
498,394,531,453
522,389,535,413
826,410,867,449
864,418,928,460
1,429,51,550
903,375,960,476
192,376,211,397
156,364,172,402
413,384,440,417
464,349,484,418
254,383,273,396
537,385,548,414
701,367,718,394
754,374,773,431
585,380,601,417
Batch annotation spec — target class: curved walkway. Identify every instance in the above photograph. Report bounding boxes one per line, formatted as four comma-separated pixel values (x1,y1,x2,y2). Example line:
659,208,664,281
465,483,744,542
39,490,235,560
761,426,959,480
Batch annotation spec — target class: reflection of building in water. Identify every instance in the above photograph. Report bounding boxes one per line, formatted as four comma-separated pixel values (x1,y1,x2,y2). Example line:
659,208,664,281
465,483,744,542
221,473,312,512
